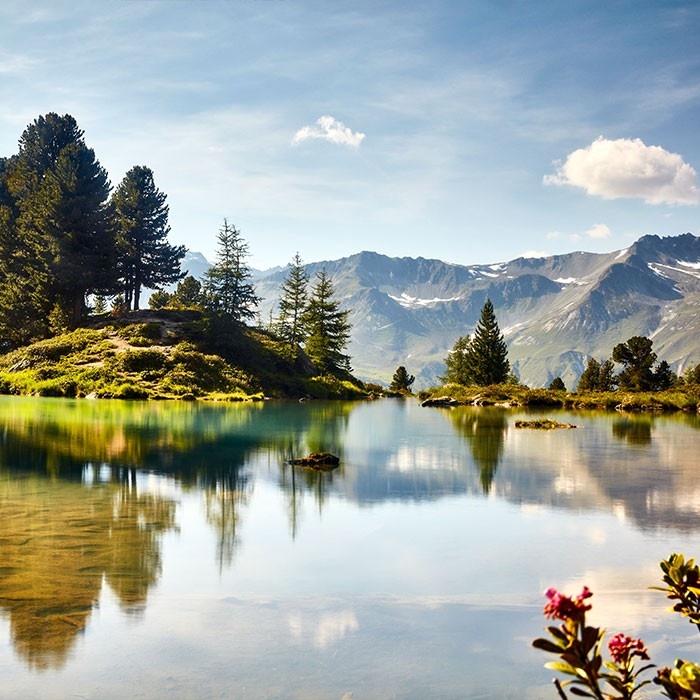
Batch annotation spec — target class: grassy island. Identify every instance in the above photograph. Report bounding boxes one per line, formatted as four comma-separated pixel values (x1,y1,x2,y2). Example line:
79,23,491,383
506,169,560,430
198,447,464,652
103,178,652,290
0,310,369,401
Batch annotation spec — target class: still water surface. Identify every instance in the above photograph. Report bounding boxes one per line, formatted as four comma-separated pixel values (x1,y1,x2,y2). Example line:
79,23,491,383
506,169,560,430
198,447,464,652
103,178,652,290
1,396,700,699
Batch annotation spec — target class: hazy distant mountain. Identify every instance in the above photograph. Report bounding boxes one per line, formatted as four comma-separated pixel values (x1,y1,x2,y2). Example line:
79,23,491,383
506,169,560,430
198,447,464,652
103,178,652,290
180,251,212,280
252,233,700,389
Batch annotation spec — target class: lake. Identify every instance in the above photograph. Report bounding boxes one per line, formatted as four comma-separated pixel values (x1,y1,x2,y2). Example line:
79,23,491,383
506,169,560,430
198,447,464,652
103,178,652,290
1,396,700,699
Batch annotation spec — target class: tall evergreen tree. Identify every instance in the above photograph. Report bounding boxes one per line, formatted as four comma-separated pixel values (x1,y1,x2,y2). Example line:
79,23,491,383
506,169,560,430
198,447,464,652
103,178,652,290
42,141,116,325
112,165,185,310
203,219,260,322
277,252,309,358
302,270,351,374
0,113,116,337
442,300,509,386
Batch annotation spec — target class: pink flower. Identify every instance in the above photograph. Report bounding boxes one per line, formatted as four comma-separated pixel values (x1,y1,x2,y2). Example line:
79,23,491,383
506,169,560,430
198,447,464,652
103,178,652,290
543,586,593,621
607,633,649,664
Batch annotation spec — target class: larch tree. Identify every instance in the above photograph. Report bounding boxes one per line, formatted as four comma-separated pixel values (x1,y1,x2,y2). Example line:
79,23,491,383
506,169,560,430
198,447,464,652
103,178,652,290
277,252,309,358
111,165,185,310
302,270,351,374
203,219,260,322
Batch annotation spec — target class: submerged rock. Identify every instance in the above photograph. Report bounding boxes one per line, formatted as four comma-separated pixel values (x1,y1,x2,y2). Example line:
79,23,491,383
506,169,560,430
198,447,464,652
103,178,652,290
421,396,459,407
288,452,341,470
514,419,576,430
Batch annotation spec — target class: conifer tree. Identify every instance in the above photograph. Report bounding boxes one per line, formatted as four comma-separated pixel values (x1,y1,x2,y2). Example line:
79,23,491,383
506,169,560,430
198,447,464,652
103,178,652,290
277,252,309,358
390,365,415,393
653,360,676,390
112,166,185,310
302,270,351,374
172,275,205,308
203,219,260,322
612,336,657,391
465,299,510,385
0,113,117,338
577,358,615,392
548,376,566,391
442,335,472,385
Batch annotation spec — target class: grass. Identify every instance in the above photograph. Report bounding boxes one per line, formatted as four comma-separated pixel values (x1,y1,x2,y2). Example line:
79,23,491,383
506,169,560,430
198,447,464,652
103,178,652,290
0,311,371,401
417,382,700,412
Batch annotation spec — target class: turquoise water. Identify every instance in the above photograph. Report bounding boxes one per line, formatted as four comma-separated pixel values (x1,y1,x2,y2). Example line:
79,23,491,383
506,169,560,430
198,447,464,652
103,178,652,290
0,396,699,699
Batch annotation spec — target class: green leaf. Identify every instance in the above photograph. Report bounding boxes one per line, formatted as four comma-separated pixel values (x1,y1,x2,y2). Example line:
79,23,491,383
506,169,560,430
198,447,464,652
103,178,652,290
532,638,564,654
545,660,578,676
547,625,569,641
581,625,602,654
568,687,596,697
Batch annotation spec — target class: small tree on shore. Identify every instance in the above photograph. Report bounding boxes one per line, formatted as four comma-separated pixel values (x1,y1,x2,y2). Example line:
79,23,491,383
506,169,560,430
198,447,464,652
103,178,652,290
390,366,415,393
577,358,615,392
442,335,471,385
548,376,566,391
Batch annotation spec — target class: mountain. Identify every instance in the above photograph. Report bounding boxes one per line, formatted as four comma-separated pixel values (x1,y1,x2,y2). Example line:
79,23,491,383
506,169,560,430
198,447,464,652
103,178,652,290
252,233,700,389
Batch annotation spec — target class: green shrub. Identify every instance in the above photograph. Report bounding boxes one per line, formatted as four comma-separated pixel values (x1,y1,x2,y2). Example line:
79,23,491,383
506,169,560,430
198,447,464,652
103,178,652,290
115,349,167,373
116,323,163,344
100,382,150,399
35,378,78,397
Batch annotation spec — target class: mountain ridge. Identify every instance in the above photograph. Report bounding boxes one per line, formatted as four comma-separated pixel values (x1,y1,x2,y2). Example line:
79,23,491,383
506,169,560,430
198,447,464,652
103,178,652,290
250,232,700,388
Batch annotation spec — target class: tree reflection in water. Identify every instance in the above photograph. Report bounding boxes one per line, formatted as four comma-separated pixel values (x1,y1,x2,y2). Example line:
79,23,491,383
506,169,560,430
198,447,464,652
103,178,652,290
0,472,176,670
612,416,653,445
446,407,508,493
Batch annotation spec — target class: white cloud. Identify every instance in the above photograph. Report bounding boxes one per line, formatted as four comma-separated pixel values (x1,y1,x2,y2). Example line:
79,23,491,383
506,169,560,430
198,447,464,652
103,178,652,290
292,115,365,148
544,136,700,205
586,223,611,239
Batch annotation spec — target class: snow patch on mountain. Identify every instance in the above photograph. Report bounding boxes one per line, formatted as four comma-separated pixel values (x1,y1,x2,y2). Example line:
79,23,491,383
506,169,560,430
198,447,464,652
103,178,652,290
649,262,700,279
389,293,463,308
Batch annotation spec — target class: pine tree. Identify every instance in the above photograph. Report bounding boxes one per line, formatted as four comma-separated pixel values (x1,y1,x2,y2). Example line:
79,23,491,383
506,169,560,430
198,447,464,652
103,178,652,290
43,141,116,325
0,113,117,337
653,360,676,390
172,275,205,308
112,166,185,310
548,376,566,391
578,357,615,391
203,219,260,322
464,298,510,386
302,270,351,374
390,366,415,393
612,336,657,391
277,252,309,358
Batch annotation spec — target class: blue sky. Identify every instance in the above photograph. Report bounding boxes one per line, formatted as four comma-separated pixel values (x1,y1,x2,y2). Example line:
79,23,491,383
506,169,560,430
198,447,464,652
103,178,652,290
2,0,699,269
